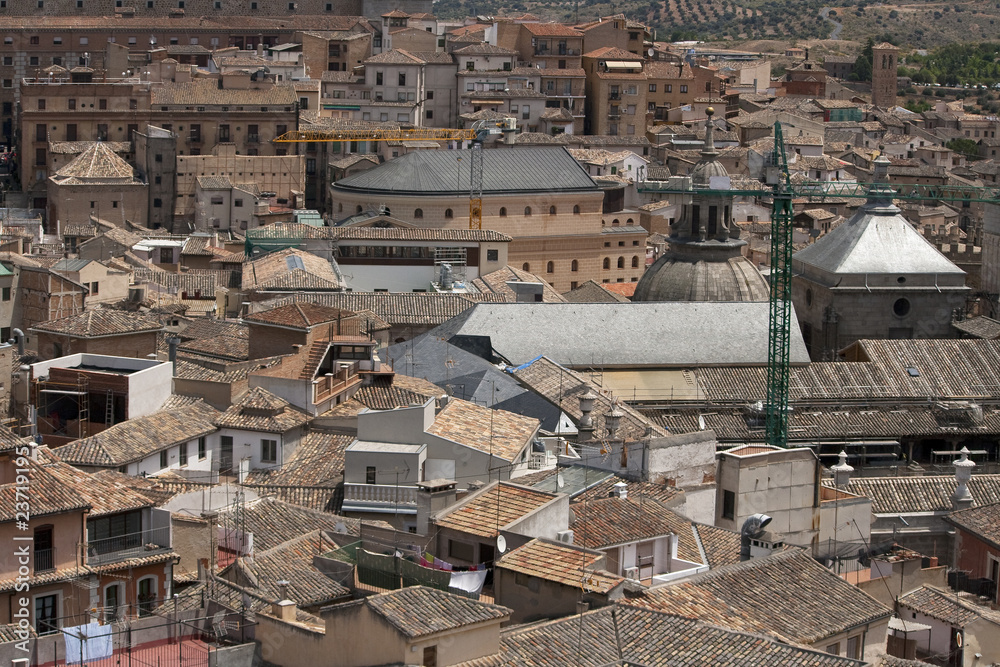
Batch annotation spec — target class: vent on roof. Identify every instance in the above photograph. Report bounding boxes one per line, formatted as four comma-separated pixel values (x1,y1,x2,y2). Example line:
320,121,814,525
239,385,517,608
906,366,920,377
286,255,305,271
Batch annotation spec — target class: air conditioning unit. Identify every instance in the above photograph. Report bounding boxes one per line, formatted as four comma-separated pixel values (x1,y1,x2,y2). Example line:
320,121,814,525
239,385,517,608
624,567,639,580
556,530,574,544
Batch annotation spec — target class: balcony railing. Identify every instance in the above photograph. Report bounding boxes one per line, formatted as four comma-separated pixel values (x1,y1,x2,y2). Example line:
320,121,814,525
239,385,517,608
314,360,362,403
187,134,202,143
609,93,621,100
86,526,171,566
34,547,54,573
246,134,260,143
342,482,418,513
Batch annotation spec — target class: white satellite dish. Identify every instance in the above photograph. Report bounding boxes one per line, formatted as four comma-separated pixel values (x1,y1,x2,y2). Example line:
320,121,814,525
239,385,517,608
647,47,655,57
496,534,507,554
557,473,565,489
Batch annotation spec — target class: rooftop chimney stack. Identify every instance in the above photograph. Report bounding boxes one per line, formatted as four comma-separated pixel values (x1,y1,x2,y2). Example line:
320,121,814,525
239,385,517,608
952,446,976,510
611,481,628,499
578,390,598,434
605,404,624,439
831,450,854,488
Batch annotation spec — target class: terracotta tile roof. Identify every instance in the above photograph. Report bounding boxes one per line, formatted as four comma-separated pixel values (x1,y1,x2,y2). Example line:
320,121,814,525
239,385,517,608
39,457,153,517
461,605,868,667
945,501,1000,548
572,497,702,560
32,309,163,338
522,22,583,36
243,248,342,291
562,279,631,303
243,431,351,495
52,401,220,467
51,143,138,184
232,530,351,607
512,356,665,440
244,302,360,330
151,79,297,107
365,49,456,65
898,585,1000,627
216,496,361,552
627,549,891,644
0,448,91,523
469,265,566,303
426,398,538,462
90,469,201,506
496,538,624,593
847,475,1000,514
249,292,504,326
178,334,249,362
362,586,511,637
435,482,560,538
215,387,311,433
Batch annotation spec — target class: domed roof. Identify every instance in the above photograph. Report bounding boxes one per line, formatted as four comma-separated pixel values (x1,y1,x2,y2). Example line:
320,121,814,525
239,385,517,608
633,248,770,302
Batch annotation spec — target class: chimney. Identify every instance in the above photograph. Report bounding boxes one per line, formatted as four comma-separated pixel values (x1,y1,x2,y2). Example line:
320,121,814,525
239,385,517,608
415,479,457,536
576,601,590,615
271,580,297,621
611,481,628,499
952,446,976,510
605,404,624,439
578,390,597,434
739,513,772,562
166,335,181,372
830,450,854,488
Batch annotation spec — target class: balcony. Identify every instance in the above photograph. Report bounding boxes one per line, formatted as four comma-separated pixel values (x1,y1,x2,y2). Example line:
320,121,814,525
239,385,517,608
246,134,260,143
34,547,55,573
609,92,621,100
342,482,419,514
313,360,362,403
86,526,171,566
187,134,202,144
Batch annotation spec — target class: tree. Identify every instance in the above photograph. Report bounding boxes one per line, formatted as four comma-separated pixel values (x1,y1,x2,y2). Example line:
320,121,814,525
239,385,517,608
853,55,872,82
947,138,980,159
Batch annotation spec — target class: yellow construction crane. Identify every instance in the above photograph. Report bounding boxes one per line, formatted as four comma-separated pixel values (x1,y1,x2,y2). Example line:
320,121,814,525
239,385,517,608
274,119,515,230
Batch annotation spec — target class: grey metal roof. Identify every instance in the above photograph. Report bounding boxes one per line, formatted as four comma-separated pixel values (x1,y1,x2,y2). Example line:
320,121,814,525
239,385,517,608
333,146,599,196
793,201,965,276
428,302,809,367
52,258,92,272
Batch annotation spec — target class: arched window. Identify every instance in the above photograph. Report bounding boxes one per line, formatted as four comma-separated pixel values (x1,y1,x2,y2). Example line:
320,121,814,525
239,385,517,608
104,583,122,623
573,204,581,214
571,260,579,272
356,205,363,214
626,218,634,224
603,258,610,269
414,208,423,219
522,262,530,271
137,576,157,617
631,256,639,268
444,208,453,218
612,219,620,226
524,206,532,216
546,261,554,273
549,205,557,215
499,207,507,217
617,257,625,269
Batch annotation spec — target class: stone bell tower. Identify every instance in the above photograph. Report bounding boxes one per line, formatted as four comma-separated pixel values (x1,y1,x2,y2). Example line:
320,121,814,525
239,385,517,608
872,42,899,109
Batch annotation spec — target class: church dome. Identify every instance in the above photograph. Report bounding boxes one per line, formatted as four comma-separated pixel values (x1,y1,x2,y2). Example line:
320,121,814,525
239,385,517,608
633,243,770,302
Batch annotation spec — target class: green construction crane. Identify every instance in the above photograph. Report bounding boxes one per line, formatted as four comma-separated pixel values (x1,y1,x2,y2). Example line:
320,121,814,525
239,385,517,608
637,121,1000,448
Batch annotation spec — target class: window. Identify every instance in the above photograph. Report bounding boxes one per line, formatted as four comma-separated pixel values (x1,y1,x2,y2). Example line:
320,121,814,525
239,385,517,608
137,578,156,617
414,208,423,218
546,261,554,273
179,442,187,466
35,124,46,142
549,205,556,215
571,260,578,272
722,490,735,520
422,646,437,667
90,281,99,295
29,35,39,44
104,584,121,623
153,198,162,208
35,594,58,634
159,451,168,469
98,98,107,110
486,249,499,262
375,71,383,85
524,206,532,216
0,287,8,301
1,80,10,89
37,98,45,111
893,298,910,317
680,85,688,93
573,204,581,214
444,208,453,218
603,257,610,269
649,83,657,92
632,256,639,268
261,439,277,463
398,72,406,85
366,466,376,484
522,105,530,120
1,56,9,65
846,636,860,660
522,263,530,271
198,437,206,460
499,207,506,216
234,199,243,208
826,643,840,656
426,109,433,120
666,84,672,93
617,257,624,269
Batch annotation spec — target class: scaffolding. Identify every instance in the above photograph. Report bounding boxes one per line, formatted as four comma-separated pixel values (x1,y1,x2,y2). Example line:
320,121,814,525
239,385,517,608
34,373,90,441
433,247,468,285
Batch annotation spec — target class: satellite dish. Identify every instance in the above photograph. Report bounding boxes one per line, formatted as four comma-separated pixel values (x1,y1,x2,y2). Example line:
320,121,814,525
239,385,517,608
647,47,655,57
557,473,565,489
496,534,507,554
